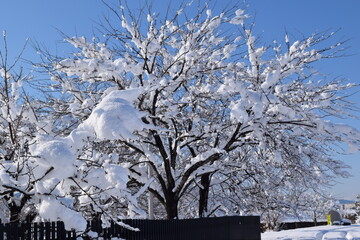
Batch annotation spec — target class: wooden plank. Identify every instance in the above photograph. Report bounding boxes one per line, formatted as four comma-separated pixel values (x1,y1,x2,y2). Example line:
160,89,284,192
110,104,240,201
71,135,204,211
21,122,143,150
56,221,66,240
26,221,32,240
33,222,38,240
45,222,51,240
51,222,56,240
39,222,44,240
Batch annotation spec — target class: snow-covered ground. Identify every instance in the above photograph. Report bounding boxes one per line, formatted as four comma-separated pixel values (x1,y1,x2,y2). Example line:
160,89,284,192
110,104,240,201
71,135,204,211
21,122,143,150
262,225,360,240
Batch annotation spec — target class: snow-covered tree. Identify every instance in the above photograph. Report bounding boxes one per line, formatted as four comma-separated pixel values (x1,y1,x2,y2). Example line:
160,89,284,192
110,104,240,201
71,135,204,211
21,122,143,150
0,33,39,223
34,1,360,225
354,195,360,224
0,34,93,231
0,37,143,234
355,195,360,216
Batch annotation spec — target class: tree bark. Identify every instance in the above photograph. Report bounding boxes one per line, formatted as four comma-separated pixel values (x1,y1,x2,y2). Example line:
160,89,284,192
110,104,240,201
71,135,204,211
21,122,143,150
198,173,211,217
9,203,22,223
164,191,179,219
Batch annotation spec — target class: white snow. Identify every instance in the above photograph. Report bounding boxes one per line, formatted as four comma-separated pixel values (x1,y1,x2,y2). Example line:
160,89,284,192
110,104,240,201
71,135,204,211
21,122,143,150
31,138,77,179
79,89,149,140
38,197,87,232
229,9,249,25
262,225,360,240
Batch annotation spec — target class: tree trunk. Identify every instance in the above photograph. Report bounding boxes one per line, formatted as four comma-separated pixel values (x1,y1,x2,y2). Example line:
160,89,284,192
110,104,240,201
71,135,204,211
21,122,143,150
7,194,29,223
165,191,179,219
9,203,22,223
198,173,211,217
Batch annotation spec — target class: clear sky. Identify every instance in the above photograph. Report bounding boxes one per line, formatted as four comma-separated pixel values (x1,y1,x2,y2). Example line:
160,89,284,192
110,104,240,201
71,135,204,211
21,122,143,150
1,0,359,200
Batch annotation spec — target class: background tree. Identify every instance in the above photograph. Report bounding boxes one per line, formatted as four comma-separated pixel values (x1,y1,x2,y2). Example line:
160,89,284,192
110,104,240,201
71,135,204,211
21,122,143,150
355,195,360,222
0,36,144,233
0,33,38,223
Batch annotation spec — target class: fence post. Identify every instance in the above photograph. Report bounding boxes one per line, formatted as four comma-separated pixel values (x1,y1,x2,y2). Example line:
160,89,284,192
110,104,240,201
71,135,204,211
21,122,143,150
19,222,25,239
56,221,66,240
51,222,56,239
25,220,32,239
33,222,38,240
45,222,51,240
39,222,45,240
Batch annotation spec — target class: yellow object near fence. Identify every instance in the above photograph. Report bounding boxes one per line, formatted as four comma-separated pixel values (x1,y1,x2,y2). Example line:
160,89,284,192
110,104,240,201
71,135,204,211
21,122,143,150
327,214,332,225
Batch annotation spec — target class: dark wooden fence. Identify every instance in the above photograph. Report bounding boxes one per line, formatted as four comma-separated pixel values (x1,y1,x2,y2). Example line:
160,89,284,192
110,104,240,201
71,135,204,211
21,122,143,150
0,216,261,240
0,221,76,240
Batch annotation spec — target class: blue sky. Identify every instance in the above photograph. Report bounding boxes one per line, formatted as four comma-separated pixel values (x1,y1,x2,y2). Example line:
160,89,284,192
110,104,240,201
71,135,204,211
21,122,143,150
1,0,359,200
